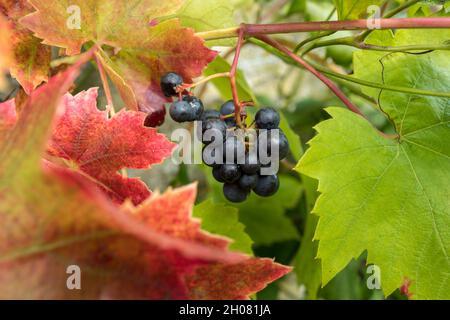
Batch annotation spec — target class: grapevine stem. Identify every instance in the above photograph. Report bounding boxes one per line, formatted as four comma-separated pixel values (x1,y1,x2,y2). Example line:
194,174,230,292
250,38,450,99
357,0,421,41
230,27,246,128
196,18,450,41
182,72,230,90
357,43,450,53
94,52,115,116
301,37,450,55
246,18,450,35
293,7,336,53
294,0,420,56
255,35,364,117
313,64,450,98
294,31,335,53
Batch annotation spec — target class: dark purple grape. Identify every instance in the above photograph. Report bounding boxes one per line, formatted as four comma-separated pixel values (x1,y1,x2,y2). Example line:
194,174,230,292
253,174,279,197
212,165,225,183
160,72,183,97
169,100,191,122
201,109,221,122
255,107,280,129
201,118,227,144
223,183,249,203
269,129,289,159
259,128,289,160
220,100,237,127
219,163,241,183
238,174,258,191
182,95,203,120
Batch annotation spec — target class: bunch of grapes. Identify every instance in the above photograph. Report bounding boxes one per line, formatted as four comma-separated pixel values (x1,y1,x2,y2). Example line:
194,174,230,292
160,72,289,203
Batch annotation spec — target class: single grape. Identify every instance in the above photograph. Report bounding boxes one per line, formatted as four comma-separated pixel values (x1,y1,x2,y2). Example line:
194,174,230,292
200,109,221,122
259,128,289,160
220,100,237,127
212,165,225,183
160,72,183,97
201,118,227,144
270,129,289,159
277,131,289,160
255,107,280,129
238,174,258,191
182,95,203,121
169,100,191,122
143,108,166,127
253,174,279,197
241,152,260,174
219,163,241,183
223,183,249,203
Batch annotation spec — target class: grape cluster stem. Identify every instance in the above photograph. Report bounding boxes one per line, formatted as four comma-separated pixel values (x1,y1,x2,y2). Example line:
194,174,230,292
94,51,115,117
196,18,450,41
254,35,364,117
230,27,246,129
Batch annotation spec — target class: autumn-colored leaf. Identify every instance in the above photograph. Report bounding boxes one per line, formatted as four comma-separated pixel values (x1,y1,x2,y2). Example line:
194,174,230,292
20,0,184,55
187,258,291,299
47,87,176,205
0,65,290,299
104,20,217,113
21,0,217,114
0,0,51,94
0,14,13,89
0,99,16,138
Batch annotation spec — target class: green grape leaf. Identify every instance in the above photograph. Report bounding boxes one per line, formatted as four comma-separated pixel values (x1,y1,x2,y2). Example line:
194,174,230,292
320,257,384,300
297,106,449,298
333,0,385,20
408,1,450,17
193,199,254,255
354,29,450,98
298,30,450,298
203,55,256,102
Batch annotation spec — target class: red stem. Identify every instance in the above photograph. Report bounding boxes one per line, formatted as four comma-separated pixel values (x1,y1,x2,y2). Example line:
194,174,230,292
244,18,450,35
230,27,246,127
255,34,363,116
94,51,115,116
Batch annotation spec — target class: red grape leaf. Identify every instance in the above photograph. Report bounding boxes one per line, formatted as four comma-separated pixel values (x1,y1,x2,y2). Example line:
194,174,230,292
0,0,51,94
98,20,217,113
21,0,217,113
187,258,291,299
94,52,138,111
130,185,291,299
47,87,176,205
0,64,290,299
0,99,16,138
0,14,13,88
20,0,184,55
